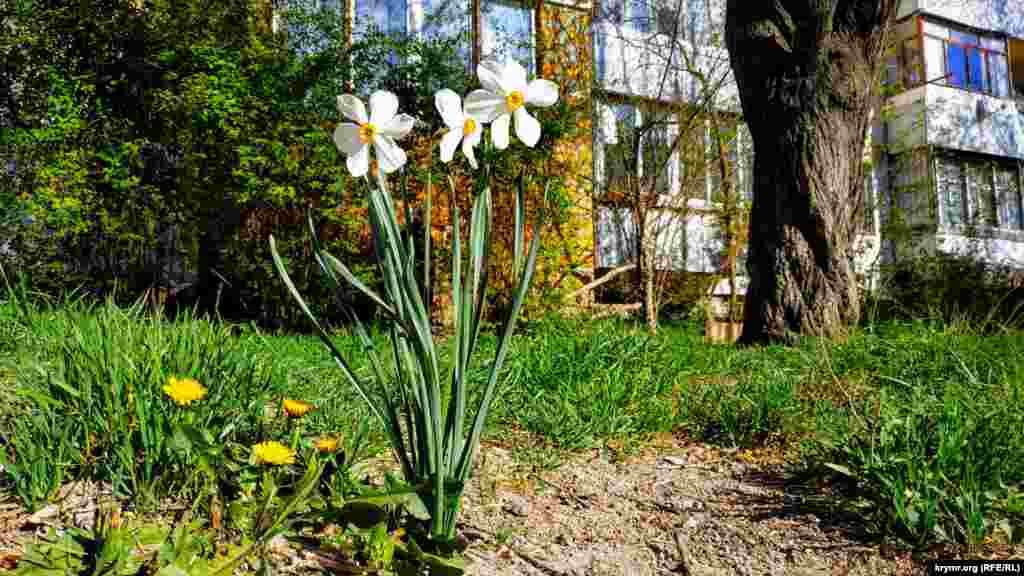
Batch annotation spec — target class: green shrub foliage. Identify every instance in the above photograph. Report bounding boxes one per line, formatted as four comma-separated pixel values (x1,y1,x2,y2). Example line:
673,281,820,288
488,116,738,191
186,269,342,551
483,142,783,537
0,0,479,328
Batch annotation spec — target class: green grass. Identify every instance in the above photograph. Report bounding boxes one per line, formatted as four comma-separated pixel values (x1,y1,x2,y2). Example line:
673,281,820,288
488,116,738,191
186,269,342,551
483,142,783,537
2,298,1023,551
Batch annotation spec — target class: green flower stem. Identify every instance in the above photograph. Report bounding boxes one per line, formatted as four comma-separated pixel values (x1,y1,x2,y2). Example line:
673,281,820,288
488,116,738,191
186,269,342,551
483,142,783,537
270,140,544,543
289,422,301,450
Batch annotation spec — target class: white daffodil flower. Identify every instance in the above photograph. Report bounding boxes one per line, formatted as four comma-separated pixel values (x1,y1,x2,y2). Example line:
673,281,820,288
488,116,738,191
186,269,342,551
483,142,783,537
333,90,415,177
464,60,559,150
434,89,483,169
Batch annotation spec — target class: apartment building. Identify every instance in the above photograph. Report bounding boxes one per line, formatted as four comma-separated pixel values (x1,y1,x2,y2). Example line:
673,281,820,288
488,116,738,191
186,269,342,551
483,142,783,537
876,1,1024,269
280,0,1024,296
592,0,754,281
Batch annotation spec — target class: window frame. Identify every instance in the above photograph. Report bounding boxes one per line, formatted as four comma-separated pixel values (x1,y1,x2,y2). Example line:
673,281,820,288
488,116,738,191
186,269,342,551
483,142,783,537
919,19,1009,98
479,0,535,72
686,116,752,207
934,152,1024,233
596,101,677,205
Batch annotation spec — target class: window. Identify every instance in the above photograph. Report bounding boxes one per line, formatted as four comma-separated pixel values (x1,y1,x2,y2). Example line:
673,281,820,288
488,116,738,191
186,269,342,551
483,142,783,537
596,206,638,267
679,118,707,201
935,153,1023,231
357,0,408,35
996,164,1023,230
419,0,467,38
641,113,673,197
603,0,706,39
599,103,674,200
605,0,652,32
696,116,750,204
921,21,1009,97
966,160,997,225
600,106,750,208
602,103,638,198
862,172,876,232
936,155,966,226
480,0,533,70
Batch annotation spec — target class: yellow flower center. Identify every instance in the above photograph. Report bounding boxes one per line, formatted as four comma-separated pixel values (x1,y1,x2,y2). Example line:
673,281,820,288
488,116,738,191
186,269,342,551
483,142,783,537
359,123,377,143
506,91,524,112
462,117,477,137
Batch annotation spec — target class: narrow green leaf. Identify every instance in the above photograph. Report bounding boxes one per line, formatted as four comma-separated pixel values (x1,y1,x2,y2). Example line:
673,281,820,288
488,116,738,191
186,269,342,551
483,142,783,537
320,252,396,318
514,174,524,284
456,186,545,482
423,174,432,313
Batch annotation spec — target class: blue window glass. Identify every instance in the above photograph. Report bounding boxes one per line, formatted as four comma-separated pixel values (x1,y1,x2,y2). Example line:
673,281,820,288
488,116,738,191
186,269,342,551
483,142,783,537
357,0,408,35
685,0,704,41
989,52,1009,97
946,43,966,88
628,0,650,32
966,47,984,91
481,0,533,70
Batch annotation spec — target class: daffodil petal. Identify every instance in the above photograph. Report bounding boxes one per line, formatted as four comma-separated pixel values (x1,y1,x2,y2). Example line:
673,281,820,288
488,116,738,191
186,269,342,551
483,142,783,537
526,79,559,107
513,107,541,147
337,94,368,124
434,89,464,129
347,144,369,177
374,135,407,173
439,130,462,163
501,59,529,94
465,89,504,123
369,90,399,127
477,60,505,93
333,123,365,155
491,113,511,150
379,113,415,139
462,137,478,169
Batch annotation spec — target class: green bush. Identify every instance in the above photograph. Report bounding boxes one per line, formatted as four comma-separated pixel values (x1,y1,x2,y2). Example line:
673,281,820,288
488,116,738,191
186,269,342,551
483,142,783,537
869,252,1024,331
1,0,482,329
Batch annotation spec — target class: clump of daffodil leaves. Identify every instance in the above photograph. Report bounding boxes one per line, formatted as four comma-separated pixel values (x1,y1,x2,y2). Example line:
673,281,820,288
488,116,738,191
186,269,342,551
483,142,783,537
269,59,557,556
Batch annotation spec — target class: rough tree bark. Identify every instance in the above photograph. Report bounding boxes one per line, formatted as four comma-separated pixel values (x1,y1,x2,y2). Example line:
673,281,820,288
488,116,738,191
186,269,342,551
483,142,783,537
725,0,898,344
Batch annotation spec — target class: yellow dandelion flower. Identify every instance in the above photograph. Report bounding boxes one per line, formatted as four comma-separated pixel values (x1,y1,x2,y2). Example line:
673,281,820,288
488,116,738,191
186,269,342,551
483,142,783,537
253,441,296,466
282,398,314,418
163,376,207,406
315,437,339,453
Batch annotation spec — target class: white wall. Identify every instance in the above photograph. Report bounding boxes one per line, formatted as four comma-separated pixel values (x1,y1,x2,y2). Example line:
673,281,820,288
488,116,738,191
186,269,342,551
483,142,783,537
899,0,1024,39
924,86,1024,159
936,232,1024,268
595,22,738,109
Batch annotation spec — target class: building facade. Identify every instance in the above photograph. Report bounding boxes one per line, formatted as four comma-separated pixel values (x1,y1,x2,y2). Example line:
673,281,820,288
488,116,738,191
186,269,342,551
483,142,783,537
876,0,1024,270
282,0,1024,297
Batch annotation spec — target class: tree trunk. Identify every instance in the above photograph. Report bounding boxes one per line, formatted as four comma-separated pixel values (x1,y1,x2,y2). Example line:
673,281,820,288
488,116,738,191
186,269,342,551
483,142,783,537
643,243,657,334
725,0,898,344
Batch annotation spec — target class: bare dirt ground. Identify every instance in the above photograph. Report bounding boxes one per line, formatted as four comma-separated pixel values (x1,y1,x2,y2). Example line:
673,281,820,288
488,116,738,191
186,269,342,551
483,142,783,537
455,432,923,576
2,430,1020,575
